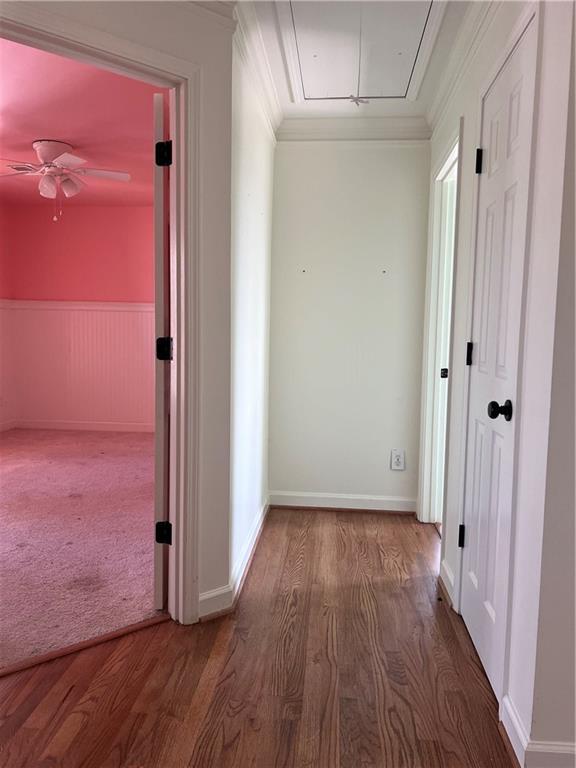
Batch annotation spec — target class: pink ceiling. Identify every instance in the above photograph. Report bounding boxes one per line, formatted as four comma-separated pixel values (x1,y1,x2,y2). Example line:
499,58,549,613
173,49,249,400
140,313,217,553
0,37,164,206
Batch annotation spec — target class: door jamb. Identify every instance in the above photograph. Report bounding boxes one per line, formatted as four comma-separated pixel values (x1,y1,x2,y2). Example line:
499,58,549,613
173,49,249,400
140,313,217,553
0,6,201,625
418,131,460,526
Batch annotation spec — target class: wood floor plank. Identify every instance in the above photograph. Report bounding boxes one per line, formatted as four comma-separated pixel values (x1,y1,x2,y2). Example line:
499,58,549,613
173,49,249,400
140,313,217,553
337,512,386,768
295,512,340,768
0,509,515,768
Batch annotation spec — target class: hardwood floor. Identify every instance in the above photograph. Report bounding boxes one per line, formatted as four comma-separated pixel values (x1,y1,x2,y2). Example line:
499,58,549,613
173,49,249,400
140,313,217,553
0,509,514,767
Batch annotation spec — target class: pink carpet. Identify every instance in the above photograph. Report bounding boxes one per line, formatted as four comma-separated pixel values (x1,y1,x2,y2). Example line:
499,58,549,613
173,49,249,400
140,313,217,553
0,429,158,670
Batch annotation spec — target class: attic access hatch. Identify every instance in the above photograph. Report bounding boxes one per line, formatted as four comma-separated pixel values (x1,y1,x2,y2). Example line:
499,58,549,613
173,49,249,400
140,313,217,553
281,0,445,103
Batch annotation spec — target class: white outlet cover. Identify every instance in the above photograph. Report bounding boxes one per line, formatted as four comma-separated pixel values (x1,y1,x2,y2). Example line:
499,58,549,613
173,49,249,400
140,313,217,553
390,449,406,471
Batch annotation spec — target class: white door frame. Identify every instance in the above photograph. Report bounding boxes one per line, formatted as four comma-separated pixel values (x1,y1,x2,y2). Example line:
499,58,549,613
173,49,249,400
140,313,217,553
0,5,201,624
418,127,462,525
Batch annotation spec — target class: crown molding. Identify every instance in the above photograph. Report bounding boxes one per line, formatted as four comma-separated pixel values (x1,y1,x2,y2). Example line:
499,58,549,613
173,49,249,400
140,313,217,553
276,116,431,142
180,0,236,32
273,0,304,104
186,2,236,30
234,1,283,134
427,1,502,130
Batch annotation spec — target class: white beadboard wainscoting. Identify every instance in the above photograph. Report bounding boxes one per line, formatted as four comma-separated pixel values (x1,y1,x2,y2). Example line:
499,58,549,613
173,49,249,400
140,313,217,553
0,300,155,432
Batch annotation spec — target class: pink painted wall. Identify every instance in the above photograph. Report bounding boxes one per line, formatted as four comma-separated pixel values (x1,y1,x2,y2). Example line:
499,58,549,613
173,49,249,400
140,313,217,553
0,205,153,302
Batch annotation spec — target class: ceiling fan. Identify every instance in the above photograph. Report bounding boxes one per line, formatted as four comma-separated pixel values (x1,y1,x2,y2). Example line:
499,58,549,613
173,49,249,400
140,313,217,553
0,139,131,200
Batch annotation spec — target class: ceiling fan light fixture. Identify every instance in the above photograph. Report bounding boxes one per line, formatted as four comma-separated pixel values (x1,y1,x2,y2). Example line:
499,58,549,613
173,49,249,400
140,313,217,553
32,139,73,165
61,175,82,198
2,140,132,212
38,174,58,199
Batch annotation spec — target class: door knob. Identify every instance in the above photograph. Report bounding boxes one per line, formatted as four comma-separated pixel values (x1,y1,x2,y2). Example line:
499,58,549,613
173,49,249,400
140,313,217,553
487,399,513,421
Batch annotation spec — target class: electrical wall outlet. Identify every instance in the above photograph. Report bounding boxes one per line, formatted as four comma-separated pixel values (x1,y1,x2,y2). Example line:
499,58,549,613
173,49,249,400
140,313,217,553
390,449,406,471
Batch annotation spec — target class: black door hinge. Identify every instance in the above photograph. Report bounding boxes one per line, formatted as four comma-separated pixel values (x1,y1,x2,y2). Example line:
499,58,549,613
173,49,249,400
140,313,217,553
440,368,449,379
155,140,172,167
458,524,466,548
475,148,483,174
156,336,173,361
155,521,172,545
466,341,473,366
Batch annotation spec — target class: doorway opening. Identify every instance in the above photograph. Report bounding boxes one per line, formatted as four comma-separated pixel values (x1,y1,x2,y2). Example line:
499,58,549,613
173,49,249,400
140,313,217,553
0,37,171,671
418,138,459,531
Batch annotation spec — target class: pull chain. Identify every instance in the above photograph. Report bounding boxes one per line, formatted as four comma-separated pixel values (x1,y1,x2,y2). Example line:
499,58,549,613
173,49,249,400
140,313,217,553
52,180,63,222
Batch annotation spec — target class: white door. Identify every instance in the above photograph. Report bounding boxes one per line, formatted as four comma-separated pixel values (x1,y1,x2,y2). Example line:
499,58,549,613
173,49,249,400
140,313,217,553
153,93,170,610
461,17,537,698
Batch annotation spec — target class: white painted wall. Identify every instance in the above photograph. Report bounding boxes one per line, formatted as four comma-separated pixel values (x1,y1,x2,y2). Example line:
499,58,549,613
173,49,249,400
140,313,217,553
229,40,275,597
1,1,235,601
269,141,430,511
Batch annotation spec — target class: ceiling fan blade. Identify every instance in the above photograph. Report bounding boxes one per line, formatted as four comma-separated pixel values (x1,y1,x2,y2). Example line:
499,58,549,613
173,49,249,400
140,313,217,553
38,175,58,199
0,171,33,177
53,152,87,168
61,174,85,198
77,168,131,182
1,160,41,173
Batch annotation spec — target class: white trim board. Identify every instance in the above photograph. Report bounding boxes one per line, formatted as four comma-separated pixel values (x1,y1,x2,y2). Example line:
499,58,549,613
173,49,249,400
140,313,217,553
269,492,416,513
4,421,154,433
198,583,234,617
276,116,431,142
427,1,500,131
234,0,282,136
231,501,268,590
501,694,531,766
525,742,576,768
501,695,576,768
0,300,154,312
439,559,455,597
199,501,269,618
417,132,460,526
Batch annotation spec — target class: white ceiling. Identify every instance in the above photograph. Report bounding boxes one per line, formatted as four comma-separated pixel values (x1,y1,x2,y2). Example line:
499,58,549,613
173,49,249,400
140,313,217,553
250,0,470,121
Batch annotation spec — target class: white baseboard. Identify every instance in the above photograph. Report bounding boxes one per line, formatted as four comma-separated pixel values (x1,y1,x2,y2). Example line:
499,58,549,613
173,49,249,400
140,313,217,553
199,500,269,619
231,501,268,589
440,559,455,599
501,695,531,765
525,741,576,768
269,491,416,513
198,583,234,617
500,700,576,767
6,420,154,432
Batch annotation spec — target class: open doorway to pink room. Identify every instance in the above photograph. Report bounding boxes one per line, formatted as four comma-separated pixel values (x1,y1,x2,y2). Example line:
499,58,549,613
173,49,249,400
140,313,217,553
0,38,170,673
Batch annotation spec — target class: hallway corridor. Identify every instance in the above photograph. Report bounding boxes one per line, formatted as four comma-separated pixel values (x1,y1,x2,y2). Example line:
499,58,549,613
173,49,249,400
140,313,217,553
0,509,513,767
